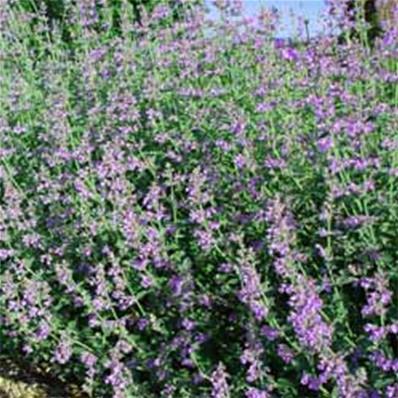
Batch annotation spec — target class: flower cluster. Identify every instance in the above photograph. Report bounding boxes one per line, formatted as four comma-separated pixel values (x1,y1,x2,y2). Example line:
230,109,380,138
0,0,397,396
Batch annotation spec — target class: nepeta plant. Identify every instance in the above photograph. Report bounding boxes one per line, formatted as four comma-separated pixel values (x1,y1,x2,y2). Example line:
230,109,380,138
0,0,397,397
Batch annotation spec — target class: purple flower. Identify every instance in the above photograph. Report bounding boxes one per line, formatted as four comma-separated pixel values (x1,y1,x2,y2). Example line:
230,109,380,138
301,373,322,391
386,384,398,398
137,318,149,331
360,271,392,317
182,318,195,331
342,215,375,229
0,249,14,260
288,275,333,352
281,47,299,62
277,343,295,364
104,358,131,398
81,352,97,369
260,325,279,341
264,157,286,170
194,229,216,251
245,387,270,398
210,362,230,398
317,136,334,153
35,320,51,342
364,324,387,343
234,153,247,169
54,338,72,364
265,197,297,277
236,247,268,321
240,337,264,383
370,351,398,373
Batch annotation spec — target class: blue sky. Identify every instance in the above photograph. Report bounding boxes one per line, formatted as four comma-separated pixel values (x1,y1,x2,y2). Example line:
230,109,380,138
205,1,327,38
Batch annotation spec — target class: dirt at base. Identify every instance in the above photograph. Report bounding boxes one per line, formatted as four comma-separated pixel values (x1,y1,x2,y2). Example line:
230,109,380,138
0,357,86,398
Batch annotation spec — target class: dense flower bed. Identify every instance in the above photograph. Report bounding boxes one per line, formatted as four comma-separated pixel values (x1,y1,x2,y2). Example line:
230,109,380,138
0,0,397,397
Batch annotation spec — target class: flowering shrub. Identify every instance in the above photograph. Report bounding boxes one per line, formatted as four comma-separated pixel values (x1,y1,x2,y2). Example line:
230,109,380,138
0,0,397,397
